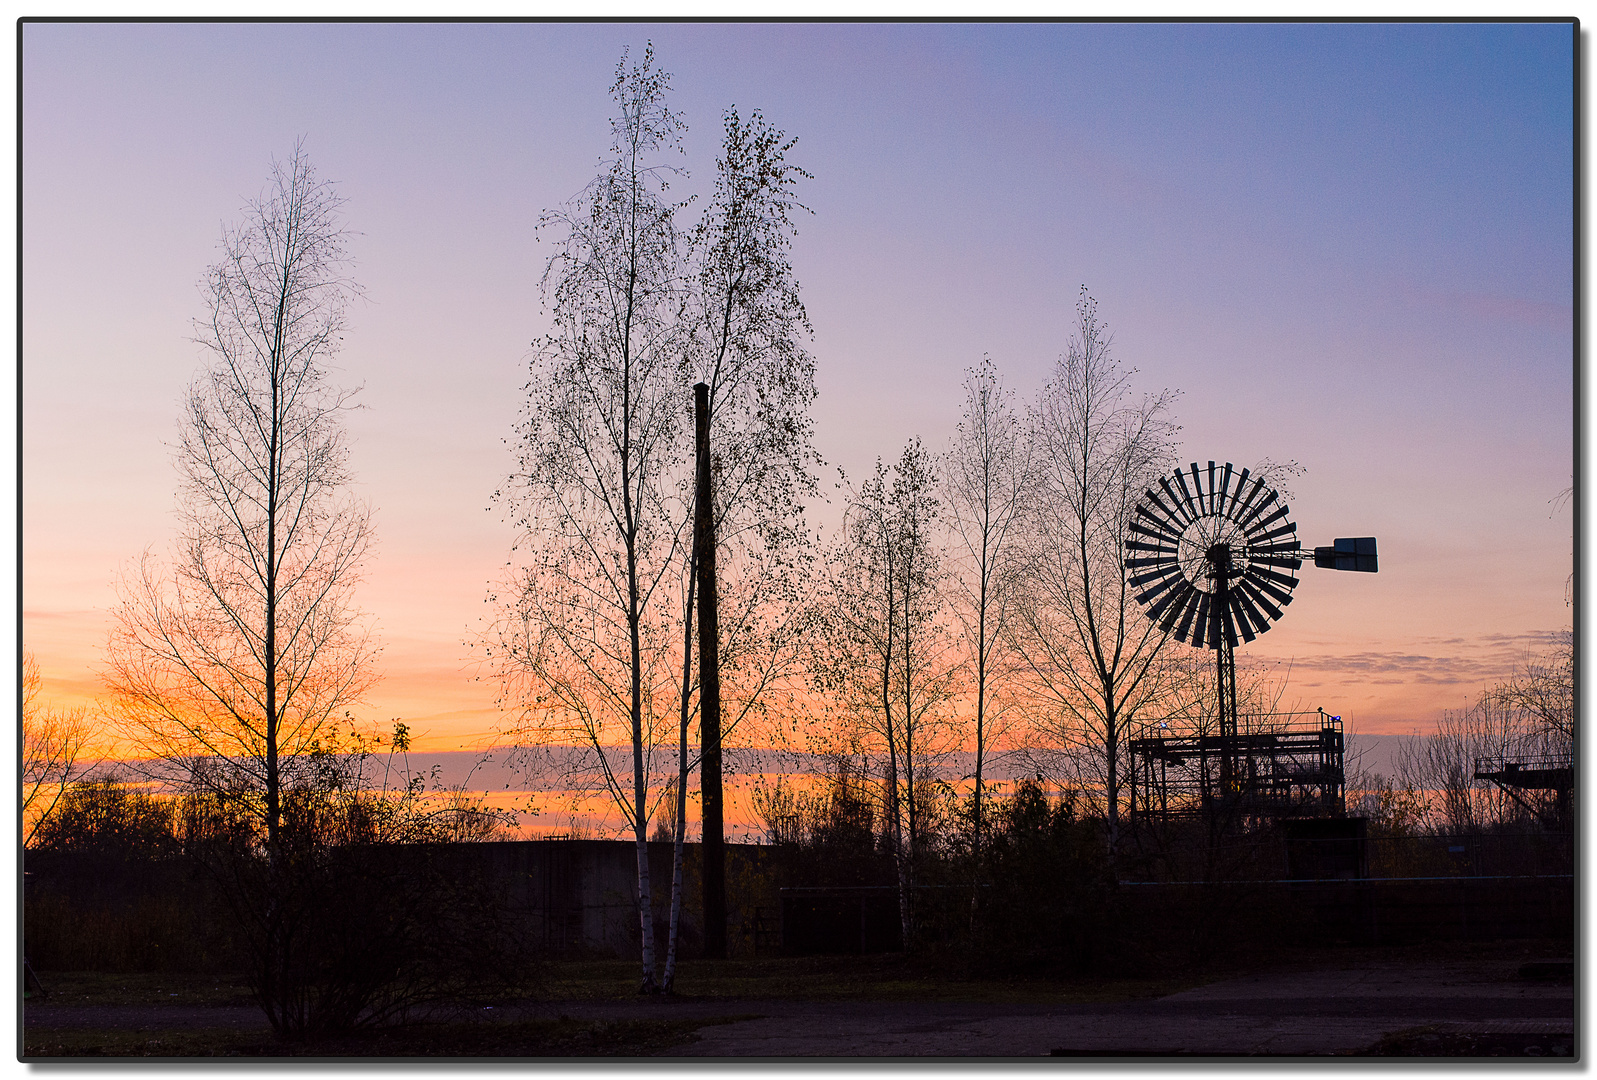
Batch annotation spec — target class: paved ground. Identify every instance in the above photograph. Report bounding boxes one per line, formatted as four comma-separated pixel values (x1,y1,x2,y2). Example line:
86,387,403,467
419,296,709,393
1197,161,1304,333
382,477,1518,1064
24,957,1576,1057
689,964,1574,1056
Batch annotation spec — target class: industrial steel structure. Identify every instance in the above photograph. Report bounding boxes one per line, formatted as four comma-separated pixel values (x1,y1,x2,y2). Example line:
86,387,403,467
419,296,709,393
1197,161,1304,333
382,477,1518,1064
1127,708,1346,820
1123,461,1376,820
1473,755,1574,830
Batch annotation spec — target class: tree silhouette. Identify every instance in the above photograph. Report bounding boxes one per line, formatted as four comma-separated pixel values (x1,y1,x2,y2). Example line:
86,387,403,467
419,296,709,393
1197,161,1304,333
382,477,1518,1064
104,144,381,1035
106,143,375,856
816,441,960,946
1013,288,1179,851
494,48,819,987
493,45,691,992
23,651,95,846
942,357,1033,895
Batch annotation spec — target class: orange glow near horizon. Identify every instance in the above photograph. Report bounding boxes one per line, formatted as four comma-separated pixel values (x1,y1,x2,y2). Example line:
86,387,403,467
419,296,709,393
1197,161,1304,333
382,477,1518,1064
31,602,1568,772
25,603,1568,768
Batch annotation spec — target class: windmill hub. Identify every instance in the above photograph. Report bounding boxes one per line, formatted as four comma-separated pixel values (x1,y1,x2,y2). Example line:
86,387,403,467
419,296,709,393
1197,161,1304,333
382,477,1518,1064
1175,517,1247,595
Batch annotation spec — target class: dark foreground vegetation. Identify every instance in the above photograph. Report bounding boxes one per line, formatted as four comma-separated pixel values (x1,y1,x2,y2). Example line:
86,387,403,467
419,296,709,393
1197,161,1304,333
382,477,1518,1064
24,763,1573,1058
25,757,537,1041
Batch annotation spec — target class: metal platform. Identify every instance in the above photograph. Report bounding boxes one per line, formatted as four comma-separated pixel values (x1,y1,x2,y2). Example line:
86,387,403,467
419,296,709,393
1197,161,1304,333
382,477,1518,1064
1472,756,1573,792
1472,755,1573,830
1128,709,1345,821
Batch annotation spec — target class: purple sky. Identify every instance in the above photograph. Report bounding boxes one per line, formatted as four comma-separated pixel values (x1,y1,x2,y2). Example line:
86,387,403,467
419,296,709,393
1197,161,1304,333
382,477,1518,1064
21,21,1573,750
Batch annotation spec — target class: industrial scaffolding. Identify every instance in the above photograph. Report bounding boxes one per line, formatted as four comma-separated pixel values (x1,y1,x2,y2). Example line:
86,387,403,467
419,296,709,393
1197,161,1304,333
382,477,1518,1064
1127,708,1346,821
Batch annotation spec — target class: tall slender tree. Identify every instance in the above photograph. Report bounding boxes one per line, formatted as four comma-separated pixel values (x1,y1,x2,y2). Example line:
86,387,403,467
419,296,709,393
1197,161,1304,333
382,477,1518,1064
104,146,378,1035
494,44,689,993
496,52,818,986
817,441,959,946
107,143,376,856
666,104,818,976
1014,288,1179,852
943,357,1033,897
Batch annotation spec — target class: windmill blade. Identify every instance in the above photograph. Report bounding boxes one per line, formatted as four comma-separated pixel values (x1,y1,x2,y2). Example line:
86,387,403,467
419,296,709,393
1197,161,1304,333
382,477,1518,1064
1245,553,1305,571
1187,465,1213,520
1131,509,1183,545
1248,565,1300,591
1220,597,1242,647
1230,472,1268,528
1147,578,1193,627
1215,462,1237,518
1199,591,1219,649
1126,538,1180,564
1171,587,1205,643
1247,540,1304,566
1127,562,1182,584
1130,536,1181,562
1183,590,1211,647
1206,461,1218,517
1154,588,1190,634
1130,563,1184,593
1155,477,1196,526
1243,570,1297,610
1189,463,1209,517
1140,570,1191,615
1238,491,1285,533
1125,530,1177,550
1244,505,1293,539
1140,492,1189,537
1129,564,1183,589
1235,576,1285,623
1229,587,1270,640
1171,469,1203,522
1251,525,1300,551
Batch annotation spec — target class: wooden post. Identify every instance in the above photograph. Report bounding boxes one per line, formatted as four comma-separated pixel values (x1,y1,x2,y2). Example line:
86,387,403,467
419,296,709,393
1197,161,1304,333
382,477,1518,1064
694,382,726,959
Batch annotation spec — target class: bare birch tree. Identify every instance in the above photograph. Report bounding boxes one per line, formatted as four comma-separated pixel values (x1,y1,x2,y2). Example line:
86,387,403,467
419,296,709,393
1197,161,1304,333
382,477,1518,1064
1398,630,1574,833
816,441,960,947
106,144,376,855
492,50,819,986
1396,699,1528,833
942,357,1033,885
492,45,691,992
101,146,378,1036
1013,288,1179,852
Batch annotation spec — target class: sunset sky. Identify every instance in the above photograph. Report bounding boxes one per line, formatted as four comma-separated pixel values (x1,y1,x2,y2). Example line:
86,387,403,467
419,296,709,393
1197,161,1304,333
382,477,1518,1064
21,21,1573,764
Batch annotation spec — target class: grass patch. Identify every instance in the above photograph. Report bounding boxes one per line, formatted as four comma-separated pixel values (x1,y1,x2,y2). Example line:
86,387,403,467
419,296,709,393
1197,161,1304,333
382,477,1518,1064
39,953,1205,1011
22,1015,758,1058
28,970,256,1007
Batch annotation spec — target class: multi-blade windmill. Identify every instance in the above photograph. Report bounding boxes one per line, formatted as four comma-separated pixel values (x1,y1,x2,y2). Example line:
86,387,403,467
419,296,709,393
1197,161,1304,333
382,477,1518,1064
1123,461,1377,817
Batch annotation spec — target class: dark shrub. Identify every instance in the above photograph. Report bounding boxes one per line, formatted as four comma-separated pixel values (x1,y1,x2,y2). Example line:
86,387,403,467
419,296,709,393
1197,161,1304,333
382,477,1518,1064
967,780,1119,977
185,777,538,1039
30,775,179,860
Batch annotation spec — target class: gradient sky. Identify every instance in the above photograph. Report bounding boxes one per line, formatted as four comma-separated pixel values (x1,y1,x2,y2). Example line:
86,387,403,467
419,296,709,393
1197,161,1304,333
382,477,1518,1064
21,21,1574,755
